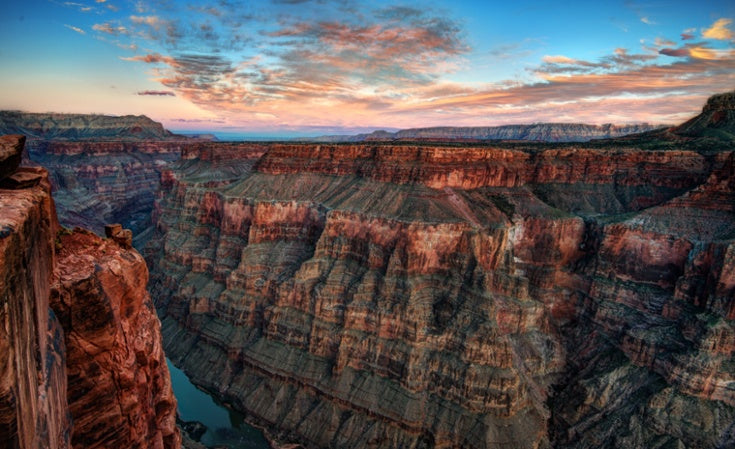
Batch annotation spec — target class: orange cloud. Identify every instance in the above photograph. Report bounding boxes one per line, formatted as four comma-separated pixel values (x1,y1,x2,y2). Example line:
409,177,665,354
703,18,733,40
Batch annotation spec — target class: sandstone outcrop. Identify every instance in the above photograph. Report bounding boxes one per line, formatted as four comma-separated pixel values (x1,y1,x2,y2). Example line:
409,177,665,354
0,135,25,182
0,135,180,449
0,136,69,449
52,228,180,449
674,90,735,140
147,92,735,448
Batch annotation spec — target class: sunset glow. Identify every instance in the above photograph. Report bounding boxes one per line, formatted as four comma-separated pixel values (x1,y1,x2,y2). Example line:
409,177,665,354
1,0,733,136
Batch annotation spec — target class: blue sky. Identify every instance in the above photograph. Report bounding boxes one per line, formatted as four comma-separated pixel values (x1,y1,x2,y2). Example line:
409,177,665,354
0,0,733,134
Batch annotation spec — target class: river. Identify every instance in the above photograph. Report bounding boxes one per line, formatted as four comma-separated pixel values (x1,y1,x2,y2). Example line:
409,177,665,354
166,359,270,449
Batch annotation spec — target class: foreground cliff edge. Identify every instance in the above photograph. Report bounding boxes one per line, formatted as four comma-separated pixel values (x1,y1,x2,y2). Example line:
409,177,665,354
0,135,180,449
147,92,735,448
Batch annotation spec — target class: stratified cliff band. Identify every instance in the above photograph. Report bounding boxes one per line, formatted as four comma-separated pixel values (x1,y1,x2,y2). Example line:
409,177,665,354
0,135,180,449
146,92,735,448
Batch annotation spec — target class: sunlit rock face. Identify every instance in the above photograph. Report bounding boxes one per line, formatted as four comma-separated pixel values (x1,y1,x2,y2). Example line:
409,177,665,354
147,107,734,449
0,135,70,449
52,229,180,449
0,135,180,449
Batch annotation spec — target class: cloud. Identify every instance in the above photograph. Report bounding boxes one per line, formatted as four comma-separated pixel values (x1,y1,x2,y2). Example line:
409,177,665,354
681,33,695,40
542,55,579,64
64,24,86,35
640,16,655,25
703,18,733,40
83,0,735,129
122,53,176,64
659,47,689,57
92,22,127,35
130,15,164,29
59,1,96,12
137,90,175,96
654,37,676,47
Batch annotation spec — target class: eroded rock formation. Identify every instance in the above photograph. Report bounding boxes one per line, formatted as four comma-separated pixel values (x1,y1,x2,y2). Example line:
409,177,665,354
0,135,180,449
52,228,179,449
147,92,735,448
27,140,182,248
0,112,188,248
0,135,69,449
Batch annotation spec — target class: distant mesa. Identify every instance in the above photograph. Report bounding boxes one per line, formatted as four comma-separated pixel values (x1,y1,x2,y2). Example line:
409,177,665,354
309,122,667,143
0,111,182,141
672,90,735,140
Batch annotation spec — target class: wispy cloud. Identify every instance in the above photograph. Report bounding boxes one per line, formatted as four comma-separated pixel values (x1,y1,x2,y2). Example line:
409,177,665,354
130,15,164,29
64,24,86,35
61,1,94,13
92,22,127,35
137,90,175,96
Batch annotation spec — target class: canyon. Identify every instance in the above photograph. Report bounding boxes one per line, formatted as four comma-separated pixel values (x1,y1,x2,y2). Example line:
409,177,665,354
1,91,733,449
144,92,735,448
0,135,180,449
0,113,189,248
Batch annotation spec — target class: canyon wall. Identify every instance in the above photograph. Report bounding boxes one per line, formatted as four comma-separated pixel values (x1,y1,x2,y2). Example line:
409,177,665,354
0,112,187,248
0,135,180,449
0,135,70,449
147,94,735,449
51,229,180,449
27,140,182,248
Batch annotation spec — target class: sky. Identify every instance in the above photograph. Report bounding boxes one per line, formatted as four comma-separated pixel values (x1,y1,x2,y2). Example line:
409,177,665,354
0,0,733,136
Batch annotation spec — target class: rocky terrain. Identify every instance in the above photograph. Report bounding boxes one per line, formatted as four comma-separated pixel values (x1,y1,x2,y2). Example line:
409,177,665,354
146,92,734,448
0,112,188,248
0,111,178,141
311,123,665,143
28,140,183,248
0,135,180,449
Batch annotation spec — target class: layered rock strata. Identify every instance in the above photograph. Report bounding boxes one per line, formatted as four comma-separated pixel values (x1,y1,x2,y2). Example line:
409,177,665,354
0,136,69,449
147,131,734,448
52,228,180,449
26,140,182,248
0,135,180,449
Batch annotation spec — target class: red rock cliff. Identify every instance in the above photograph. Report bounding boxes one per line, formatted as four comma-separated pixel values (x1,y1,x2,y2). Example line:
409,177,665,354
52,229,180,449
0,135,180,449
0,135,70,449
